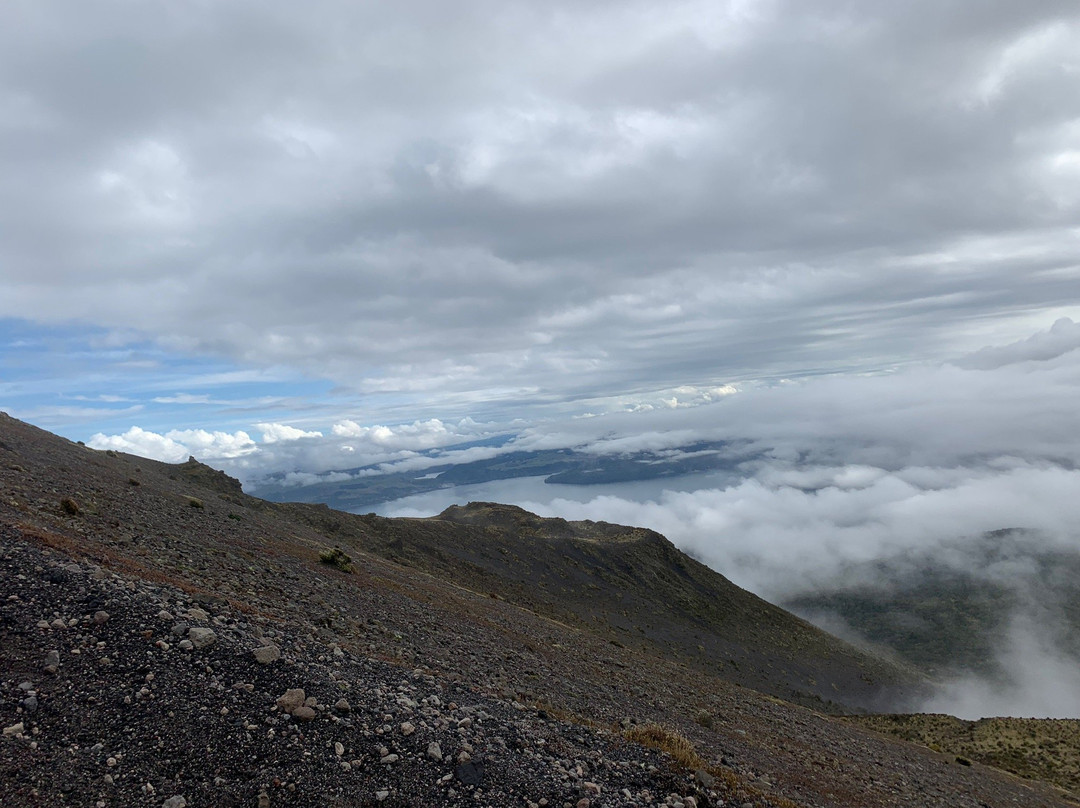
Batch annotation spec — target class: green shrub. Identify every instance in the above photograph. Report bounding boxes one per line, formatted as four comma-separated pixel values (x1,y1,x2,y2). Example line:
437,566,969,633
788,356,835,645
319,547,354,573
187,497,204,509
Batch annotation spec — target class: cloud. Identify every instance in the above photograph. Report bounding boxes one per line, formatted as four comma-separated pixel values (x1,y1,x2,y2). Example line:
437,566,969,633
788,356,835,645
4,3,1080,418
923,615,1080,719
88,426,191,463
954,316,1080,369
331,418,460,449
87,426,256,462
256,423,323,443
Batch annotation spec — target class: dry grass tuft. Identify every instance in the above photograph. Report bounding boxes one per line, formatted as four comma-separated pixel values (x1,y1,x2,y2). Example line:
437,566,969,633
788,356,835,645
623,723,704,771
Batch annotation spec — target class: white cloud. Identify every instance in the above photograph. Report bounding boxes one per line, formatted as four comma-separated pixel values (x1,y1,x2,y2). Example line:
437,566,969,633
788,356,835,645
87,426,256,463
167,428,257,459
256,423,323,443
88,426,191,463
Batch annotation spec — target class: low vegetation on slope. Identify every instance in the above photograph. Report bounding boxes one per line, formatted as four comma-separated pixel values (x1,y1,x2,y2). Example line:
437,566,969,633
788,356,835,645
850,714,1080,799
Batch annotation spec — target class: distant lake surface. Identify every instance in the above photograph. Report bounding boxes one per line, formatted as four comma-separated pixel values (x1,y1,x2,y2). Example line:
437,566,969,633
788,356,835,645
365,468,744,517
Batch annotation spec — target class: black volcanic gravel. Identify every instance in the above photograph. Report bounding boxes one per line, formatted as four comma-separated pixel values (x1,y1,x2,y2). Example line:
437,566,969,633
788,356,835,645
1,531,717,808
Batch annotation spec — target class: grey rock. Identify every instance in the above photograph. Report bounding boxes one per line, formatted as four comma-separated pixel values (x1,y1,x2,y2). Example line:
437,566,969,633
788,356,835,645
277,688,305,713
187,627,217,649
43,649,59,673
292,705,316,722
333,698,351,712
694,768,715,789
22,696,38,713
93,610,109,625
427,741,443,761
161,797,187,808
252,644,280,664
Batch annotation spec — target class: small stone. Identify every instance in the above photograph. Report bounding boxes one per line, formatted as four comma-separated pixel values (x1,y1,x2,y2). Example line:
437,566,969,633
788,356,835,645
380,753,400,764
335,742,344,757
694,769,715,789
171,623,190,637
258,791,271,808
93,610,110,625
456,717,472,729
157,610,173,621
161,797,187,808
107,757,117,767
375,791,389,802
186,607,208,620
3,722,24,737
576,800,591,808
252,645,280,664
684,797,698,808
427,741,443,761
583,782,601,795
22,696,38,713
276,687,306,712
333,698,351,712
187,627,217,649
44,650,60,673
455,761,484,786
400,721,415,736
292,705,316,722
178,640,194,651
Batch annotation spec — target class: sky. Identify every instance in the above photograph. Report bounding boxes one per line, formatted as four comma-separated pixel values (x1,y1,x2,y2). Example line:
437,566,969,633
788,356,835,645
4,1,1080,717
2,0,1080,454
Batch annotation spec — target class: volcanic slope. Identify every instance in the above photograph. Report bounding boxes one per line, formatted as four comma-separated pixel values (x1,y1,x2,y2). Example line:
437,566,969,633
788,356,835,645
0,412,1072,807
282,501,925,713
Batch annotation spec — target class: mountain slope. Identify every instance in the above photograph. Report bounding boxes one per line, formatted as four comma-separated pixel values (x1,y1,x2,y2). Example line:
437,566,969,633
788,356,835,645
0,412,1072,807
281,500,925,712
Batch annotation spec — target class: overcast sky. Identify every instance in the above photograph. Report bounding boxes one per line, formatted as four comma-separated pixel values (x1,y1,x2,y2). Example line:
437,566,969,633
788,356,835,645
2,0,1080,452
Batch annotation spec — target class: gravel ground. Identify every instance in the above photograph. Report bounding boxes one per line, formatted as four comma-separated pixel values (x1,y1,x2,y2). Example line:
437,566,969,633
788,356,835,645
1,534,711,808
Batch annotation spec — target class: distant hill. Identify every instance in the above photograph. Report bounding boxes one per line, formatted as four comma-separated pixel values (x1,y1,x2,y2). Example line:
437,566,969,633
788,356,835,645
253,440,761,510
784,529,1080,679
